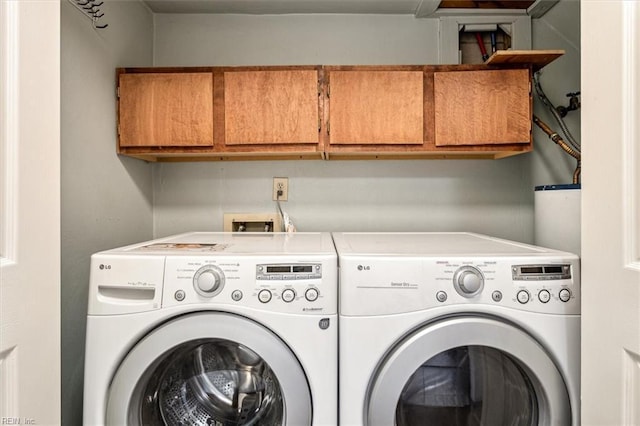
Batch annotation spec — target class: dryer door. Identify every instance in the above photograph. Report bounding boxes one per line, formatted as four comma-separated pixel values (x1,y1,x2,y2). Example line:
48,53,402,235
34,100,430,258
366,316,571,426
106,312,312,426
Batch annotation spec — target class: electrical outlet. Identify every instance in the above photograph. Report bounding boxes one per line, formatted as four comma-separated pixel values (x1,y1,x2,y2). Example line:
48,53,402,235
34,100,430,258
272,177,288,201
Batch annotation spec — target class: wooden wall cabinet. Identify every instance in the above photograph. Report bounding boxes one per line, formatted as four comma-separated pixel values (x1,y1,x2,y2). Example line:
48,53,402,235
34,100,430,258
118,72,214,148
222,69,319,146
117,66,324,161
433,69,531,147
324,64,536,160
327,69,424,145
116,51,562,161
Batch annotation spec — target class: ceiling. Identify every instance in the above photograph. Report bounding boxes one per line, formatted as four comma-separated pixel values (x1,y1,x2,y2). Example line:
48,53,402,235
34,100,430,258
143,0,544,17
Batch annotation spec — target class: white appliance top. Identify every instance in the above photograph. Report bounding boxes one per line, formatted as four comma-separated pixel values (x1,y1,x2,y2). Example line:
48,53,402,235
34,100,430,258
332,232,574,257
97,232,336,256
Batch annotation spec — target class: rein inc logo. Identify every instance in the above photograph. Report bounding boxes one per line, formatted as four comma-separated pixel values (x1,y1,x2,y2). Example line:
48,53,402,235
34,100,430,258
1,418,35,425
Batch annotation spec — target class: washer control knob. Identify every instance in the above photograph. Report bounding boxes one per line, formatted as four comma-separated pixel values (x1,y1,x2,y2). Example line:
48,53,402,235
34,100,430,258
436,291,448,303
559,288,571,302
193,265,225,298
517,290,530,304
305,287,319,302
453,266,484,297
282,288,296,303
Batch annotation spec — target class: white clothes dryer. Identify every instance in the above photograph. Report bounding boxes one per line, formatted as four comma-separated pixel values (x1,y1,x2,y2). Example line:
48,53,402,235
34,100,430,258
333,232,580,426
83,232,337,426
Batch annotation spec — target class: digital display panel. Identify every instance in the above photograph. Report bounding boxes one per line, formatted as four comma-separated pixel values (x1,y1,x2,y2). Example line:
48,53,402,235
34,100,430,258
257,264,321,281
512,264,571,281
520,266,544,274
266,266,291,273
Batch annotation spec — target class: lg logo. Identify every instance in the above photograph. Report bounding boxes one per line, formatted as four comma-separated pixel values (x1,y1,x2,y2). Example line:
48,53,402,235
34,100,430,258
357,265,371,271
99,264,112,270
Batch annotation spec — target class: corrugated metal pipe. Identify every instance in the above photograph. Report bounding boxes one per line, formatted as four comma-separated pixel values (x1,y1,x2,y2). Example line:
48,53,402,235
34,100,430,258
533,115,581,185
533,72,581,154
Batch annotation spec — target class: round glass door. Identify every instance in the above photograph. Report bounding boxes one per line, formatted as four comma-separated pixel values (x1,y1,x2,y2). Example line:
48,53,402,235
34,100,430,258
107,312,312,426
395,346,537,425
366,316,570,426
138,338,283,425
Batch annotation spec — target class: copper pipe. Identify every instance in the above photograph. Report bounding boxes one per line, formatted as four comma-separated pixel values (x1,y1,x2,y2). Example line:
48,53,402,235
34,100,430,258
573,161,581,185
533,115,581,184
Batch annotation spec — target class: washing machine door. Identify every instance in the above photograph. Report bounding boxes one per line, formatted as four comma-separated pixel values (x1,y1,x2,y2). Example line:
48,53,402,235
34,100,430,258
106,312,312,426
366,316,571,426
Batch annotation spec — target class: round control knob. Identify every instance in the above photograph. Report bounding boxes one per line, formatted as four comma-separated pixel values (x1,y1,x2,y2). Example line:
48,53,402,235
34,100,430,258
453,266,484,298
305,287,319,302
193,265,225,298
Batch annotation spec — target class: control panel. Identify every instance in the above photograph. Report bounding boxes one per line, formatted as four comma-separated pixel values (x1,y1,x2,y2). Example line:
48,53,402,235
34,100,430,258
339,255,580,316
161,257,335,314
436,261,578,314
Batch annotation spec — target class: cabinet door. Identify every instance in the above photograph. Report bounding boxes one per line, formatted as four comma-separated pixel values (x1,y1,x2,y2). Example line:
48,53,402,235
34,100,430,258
118,72,213,147
223,70,319,145
433,69,531,146
328,70,424,145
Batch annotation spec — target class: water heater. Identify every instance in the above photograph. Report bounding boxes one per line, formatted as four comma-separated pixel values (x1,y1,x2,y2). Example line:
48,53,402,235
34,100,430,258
534,184,581,256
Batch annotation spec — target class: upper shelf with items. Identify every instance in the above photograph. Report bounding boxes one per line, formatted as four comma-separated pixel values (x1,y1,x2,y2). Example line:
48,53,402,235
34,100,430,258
115,49,563,162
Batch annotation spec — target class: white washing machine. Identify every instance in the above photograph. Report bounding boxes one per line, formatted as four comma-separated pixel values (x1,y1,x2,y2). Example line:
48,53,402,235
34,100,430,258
83,232,337,426
334,232,580,426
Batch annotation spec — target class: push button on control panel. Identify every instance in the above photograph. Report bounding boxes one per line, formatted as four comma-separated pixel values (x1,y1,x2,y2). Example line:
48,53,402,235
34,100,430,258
436,291,448,303
231,290,243,301
538,289,551,303
258,289,272,303
559,288,571,302
517,290,530,304
305,287,319,302
281,288,296,303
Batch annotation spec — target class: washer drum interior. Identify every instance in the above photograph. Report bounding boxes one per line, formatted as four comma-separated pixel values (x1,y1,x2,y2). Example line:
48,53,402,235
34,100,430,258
139,339,284,426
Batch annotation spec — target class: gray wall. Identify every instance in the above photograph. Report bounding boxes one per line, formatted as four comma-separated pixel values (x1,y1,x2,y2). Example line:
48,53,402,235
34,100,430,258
153,14,440,66
153,158,532,237
151,12,557,242
60,1,154,425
